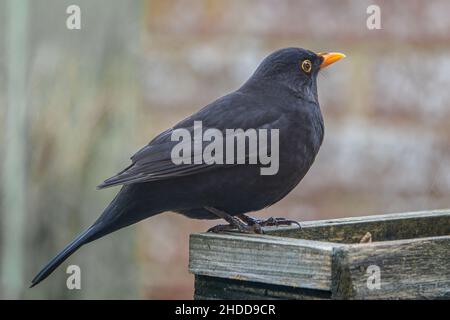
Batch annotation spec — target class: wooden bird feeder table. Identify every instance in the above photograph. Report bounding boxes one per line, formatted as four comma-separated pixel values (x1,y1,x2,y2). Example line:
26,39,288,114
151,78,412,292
189,210,450,299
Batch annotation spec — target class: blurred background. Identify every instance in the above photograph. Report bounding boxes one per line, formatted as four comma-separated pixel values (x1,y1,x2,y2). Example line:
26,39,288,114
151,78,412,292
0,0,449,299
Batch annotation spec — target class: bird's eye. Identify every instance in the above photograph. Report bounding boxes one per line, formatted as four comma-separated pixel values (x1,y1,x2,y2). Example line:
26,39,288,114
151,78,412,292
301,60,312,73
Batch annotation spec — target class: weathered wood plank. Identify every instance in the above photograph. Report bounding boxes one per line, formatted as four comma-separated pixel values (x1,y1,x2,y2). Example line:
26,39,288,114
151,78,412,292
331,236,450,299
191,210,450,299
265,209,450,243
189,233,336,290
194,275,331,300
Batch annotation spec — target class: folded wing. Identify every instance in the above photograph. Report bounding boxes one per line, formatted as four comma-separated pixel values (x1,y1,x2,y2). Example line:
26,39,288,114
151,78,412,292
97,92,281,189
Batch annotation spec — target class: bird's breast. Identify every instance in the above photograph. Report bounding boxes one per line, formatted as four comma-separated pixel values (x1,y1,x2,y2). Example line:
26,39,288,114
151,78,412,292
270,106,324,191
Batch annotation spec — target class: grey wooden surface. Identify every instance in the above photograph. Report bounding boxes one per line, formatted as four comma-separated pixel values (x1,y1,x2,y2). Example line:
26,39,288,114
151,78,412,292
189,210,450,299
332,235,450,299
264,209,450,243
189,233,336,291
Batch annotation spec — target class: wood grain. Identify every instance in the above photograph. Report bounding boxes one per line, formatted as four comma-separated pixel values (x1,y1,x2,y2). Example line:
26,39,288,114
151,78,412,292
189,232,336,290
190,210,450,299
332,235,450,299
265,209,450,243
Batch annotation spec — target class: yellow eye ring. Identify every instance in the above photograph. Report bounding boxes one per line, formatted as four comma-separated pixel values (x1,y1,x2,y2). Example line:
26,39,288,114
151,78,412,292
301,59,312,73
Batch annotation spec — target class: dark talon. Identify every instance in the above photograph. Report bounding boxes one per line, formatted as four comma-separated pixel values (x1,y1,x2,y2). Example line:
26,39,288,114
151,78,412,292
238,214,301,228
205,207,264,234
207,224,235,233
207,223,264,234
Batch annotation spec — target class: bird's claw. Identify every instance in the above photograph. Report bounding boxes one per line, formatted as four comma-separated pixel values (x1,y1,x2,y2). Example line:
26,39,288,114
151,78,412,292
207,224,235,233
260,217,302,228
242,216,302,228
207,222,264,234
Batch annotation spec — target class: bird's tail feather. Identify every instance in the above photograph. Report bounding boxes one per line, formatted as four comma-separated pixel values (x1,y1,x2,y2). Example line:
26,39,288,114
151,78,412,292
30,185,161,288
30,225,100,288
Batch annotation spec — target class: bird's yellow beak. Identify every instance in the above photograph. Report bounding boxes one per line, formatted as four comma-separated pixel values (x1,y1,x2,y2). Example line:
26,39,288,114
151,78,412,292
318,52,346,68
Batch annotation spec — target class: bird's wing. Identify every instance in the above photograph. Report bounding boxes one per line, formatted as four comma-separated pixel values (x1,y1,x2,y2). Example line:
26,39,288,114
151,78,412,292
97,92,281,189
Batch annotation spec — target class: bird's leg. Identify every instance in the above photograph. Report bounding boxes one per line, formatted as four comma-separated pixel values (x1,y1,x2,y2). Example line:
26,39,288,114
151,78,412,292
206,223,239,233
237,214,261,225
205,207,263,234
238,214,302,228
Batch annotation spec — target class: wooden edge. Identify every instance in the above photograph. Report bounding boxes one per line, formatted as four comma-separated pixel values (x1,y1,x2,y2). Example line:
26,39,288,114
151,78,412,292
189,232,337,291
190,231,338,249
298,209,450,228
331,235,450,299
331,247,354,299
344,234,450,249
265,209,450,242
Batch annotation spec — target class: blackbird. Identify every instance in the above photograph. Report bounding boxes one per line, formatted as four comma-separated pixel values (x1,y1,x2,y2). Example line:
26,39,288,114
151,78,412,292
31,48,345,287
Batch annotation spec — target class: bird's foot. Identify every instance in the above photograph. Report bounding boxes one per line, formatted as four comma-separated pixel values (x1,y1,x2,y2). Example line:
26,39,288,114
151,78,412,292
261,217,302,228
207,222,263,234
207,224,235,233
205,207,263,234
238,214,302,228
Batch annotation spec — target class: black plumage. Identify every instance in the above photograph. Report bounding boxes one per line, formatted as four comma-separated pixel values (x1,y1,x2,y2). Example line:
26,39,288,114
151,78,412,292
31,47,344,287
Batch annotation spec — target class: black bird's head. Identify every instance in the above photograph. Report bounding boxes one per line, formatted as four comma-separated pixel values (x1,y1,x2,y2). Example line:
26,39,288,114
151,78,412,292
245,47,345,103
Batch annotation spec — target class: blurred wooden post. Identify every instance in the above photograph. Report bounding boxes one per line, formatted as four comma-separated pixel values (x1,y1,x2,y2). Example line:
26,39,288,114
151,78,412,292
190,210,450,299
1,0,29,299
